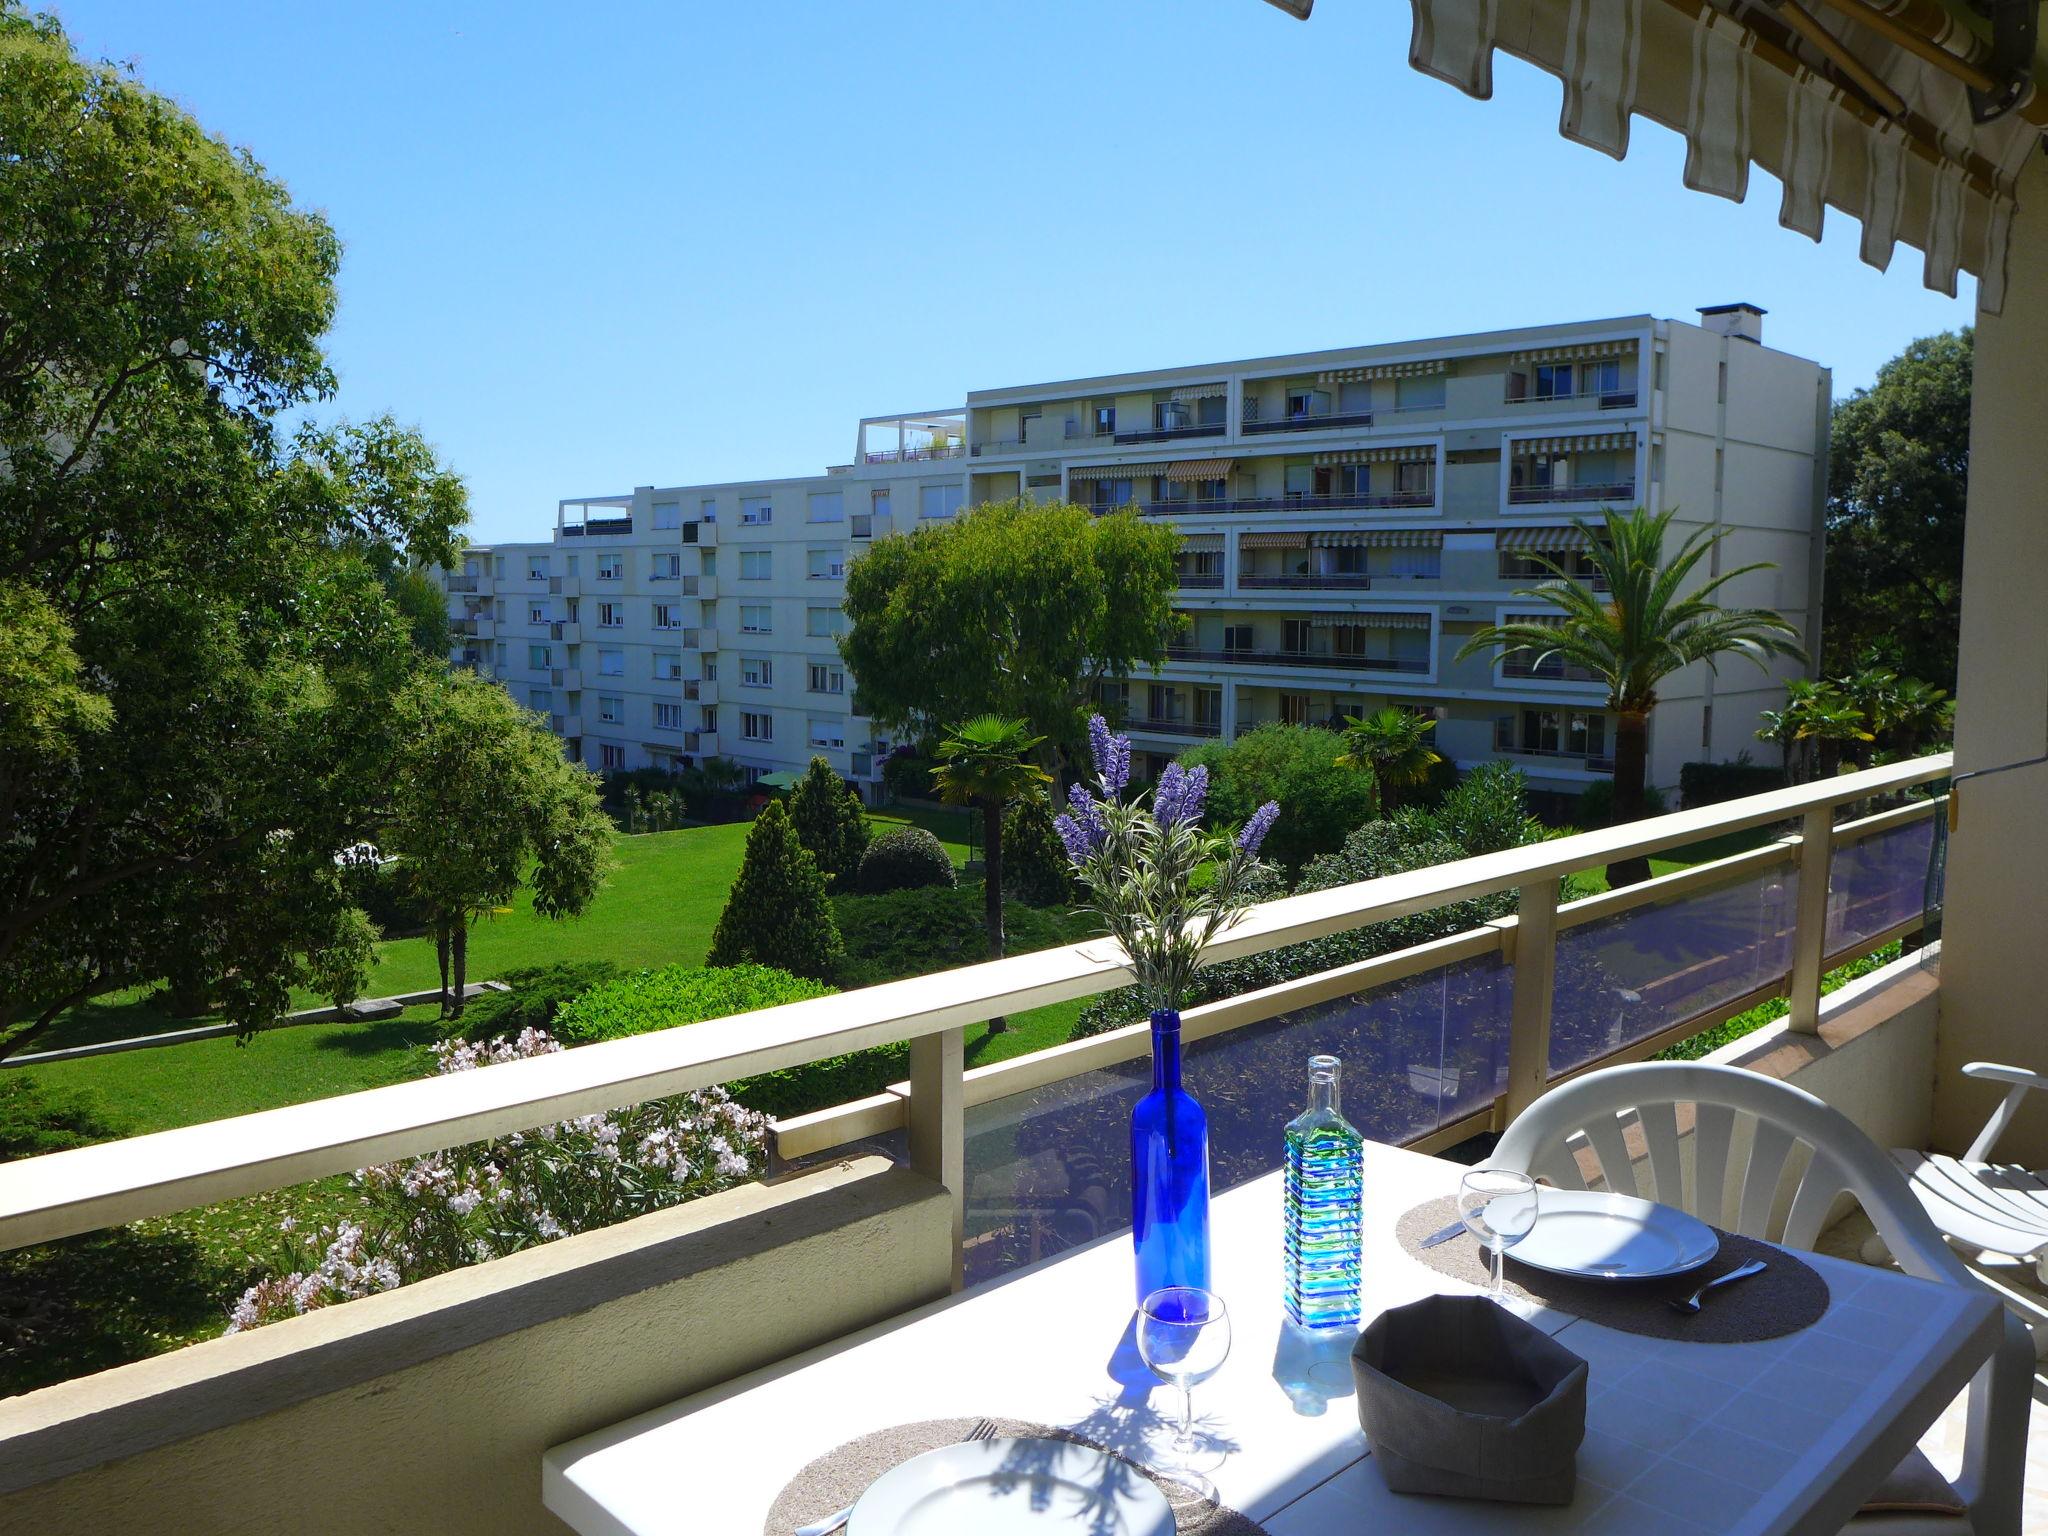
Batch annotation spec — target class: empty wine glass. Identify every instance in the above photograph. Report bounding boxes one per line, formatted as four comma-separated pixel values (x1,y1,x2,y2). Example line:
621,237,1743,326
1137,1286,1232,1470
1459,1169,1539,1302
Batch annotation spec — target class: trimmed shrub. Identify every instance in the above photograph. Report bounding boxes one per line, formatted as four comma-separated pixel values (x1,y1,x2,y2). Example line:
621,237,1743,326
855,825,957,894
789,756,870,885
1680,757,1784,809
1574,779,1671,829
835,884,1096,988
553,962,831,1045
1178,724,1378,871
1001,793,1074,907
451,961,622,1042
706,801,844,982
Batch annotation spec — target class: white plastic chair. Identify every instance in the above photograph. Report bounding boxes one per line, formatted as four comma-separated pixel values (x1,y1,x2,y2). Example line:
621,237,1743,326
1492,1061,2033,1536
1891,1062,2048,1287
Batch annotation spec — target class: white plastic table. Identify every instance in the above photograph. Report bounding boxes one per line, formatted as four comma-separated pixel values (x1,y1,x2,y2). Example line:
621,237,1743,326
544,1141,2001,1536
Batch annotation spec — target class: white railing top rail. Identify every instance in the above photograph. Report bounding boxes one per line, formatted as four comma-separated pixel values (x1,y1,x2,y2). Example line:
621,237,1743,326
0,753,1950,1252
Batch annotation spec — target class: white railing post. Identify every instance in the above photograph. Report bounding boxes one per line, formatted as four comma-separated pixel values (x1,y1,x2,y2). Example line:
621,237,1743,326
1786,806,1835,1034
908,1027,965,1291
1500,879,1560,1128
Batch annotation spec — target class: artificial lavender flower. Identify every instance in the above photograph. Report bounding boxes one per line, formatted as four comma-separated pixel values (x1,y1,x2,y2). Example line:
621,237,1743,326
1053,813,1093,864
1237,799,1281,855
1154,762,1209,828
1059,782,1105,858
1087,713,1131,796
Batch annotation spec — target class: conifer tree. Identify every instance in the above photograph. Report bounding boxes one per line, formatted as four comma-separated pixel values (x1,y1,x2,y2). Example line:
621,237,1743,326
707,801,845,983
787,756,870,886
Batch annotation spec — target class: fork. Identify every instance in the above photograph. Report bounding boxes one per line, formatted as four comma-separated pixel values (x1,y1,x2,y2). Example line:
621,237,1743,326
1668,1259,1768,1314
794,1419,1002,1535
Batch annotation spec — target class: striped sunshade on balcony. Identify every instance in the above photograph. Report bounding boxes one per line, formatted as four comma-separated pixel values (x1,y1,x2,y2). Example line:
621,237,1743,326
1496,525,1592,551
1315,445,1436,465
1168,384,1227,402
1510,340,1638,365
1239,531,1309,548
1309,612,1432,629
1066,464,1141,482
1179,533,1225,551
1165,458,1234,481
1514,431,1637,455
1316,359,1447,383
1311,529,1444,548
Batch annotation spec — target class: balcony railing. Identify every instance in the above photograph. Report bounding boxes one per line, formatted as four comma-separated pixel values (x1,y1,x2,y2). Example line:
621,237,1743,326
1507,387,1640,411
0,756,1950,1306
863,443,965,464
1241,409,1376,435
445,575,481,594
1112,420,1227,445
1122,492,1435,517
1507,480,1637,506
1236,573,1375,590
1501,656,1602,683
560,516,634,538
1175,572,1225,589
1165,645,1430,672
1124,715,1223,738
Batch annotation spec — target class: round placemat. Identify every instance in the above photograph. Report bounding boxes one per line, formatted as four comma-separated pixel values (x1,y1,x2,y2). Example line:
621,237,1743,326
764,1416,1268,1535
1396,1194,1829,1344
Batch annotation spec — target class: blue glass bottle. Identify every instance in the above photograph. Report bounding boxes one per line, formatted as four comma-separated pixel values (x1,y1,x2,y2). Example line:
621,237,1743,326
1283,1054,1364,1332
1131,1008,1211,1303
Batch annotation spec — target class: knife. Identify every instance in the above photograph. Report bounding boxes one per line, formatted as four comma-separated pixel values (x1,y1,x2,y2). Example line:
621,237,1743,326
1419,1219,1468,1249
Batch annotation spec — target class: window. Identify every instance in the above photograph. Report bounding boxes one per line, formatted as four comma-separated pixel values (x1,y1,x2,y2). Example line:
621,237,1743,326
702,706,717,734
808,718,845,750
529,689,552,712
1282,619,1312,654
1518,709,1608,757
1395,375,1446,411
1279,692,1312,725
850,513,874,539
527,556,549,580
494,641,506,663
1314,464,1365,498
651,553,681,581
1396,459,1434,496
1283,464,1314,499
1147,683,1185,722
654,603,682,630
1096,679,1130,715
872,488,890,519
598,648,625,677
740,604,771,634
806,548,844,580
1018,411,1041,443
919,483,964,520
807,606,845,638
700,551,716,577
1094,404,1116,437
703,659,718,682
529,604,549,625
740,549,772,581
1193,688,1223,730
741,495,772,525
492,555,505,579
529,644,552,668
1500,547,1601,583
599,743,625,770
652,499,681,530
1088,479,1135,510
742,656,773,688
654,702,684,731
741,711,773,742
654,650,682,680
1222,624,1254,653
597,695,622,723
1536,363,1575,400
808,663,845,694
807,491,844,523
596,554,622,580
598,601,623,628
1594,358,1623,395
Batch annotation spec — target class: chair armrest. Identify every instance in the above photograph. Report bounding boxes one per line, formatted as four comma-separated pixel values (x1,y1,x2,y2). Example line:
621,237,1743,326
1962,1062,2048,1092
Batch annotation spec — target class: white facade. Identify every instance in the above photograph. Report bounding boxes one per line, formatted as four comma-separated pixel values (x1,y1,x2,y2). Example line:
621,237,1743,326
441,308,1827,802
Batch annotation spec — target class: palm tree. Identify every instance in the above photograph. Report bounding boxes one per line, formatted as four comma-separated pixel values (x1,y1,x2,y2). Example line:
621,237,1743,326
1757,680,1873,783
1458,506,1805,887
1336,706,1443,814
933,715,1051,1032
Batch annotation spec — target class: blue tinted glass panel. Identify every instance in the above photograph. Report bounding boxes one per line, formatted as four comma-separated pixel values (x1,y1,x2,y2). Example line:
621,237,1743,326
1826,814,1936,957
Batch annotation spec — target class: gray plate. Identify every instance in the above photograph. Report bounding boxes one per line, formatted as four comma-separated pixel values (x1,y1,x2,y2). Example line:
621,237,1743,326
1507,1189,1720,1281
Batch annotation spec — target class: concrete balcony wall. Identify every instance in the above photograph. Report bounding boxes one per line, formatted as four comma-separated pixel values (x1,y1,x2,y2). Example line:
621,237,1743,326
0,1157,951,1536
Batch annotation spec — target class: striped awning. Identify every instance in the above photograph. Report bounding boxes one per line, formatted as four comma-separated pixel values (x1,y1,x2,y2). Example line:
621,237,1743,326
1317,359,1447,384
1315,445,1436,466
1165,458,1233,483
1066,464,1139,483
1311,530,1445,549
1239,531,1308,549
1513,431,1637,456
1509,341,1638,366
1496,525,1590,552
1179,533,1224,552
1169,384,1227,402
1308,612,1433,630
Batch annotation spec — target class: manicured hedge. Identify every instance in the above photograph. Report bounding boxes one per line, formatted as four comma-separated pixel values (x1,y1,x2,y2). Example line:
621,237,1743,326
854,825,957,894
1680,759,1785,809
834,884,1097,988
552,963,832,1046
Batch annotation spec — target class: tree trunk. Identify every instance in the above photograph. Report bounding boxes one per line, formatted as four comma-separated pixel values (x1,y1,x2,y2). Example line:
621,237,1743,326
1377,766,1398,817
434,917,451,1015
1606,709,1653,888
450,919,469,1020
1817,738,1843,780
984,799,1007,1034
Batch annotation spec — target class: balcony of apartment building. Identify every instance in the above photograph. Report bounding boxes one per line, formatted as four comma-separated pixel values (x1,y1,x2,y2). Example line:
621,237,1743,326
1112,386,1230,445
445,571,485,594
857,411,967,466
451,614,495,640
1079,451,1439,522
1239,377,1374,436
1167,610,1433,674
549,666,583,692
558,496,636,539
681,677,719,707
1502,347,1641,413
682,626,718,651
1504,431,1639,511
1234,527,1444,594
1098,680,1227,741
549,713,584,740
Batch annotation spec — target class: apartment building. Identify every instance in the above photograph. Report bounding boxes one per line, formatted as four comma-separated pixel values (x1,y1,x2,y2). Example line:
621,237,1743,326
441,307,1826,800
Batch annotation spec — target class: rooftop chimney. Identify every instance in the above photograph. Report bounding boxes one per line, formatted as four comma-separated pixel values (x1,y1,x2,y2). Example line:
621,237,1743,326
1697,302,1765,346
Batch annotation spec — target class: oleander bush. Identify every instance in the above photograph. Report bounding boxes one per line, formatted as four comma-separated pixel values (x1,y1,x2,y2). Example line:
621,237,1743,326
853,825,957,894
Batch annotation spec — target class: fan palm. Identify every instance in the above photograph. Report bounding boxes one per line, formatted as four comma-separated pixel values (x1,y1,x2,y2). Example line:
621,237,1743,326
933,715,1052,1030
1757,680,1873,783
1458,506,1806,887
1335,706,1443,814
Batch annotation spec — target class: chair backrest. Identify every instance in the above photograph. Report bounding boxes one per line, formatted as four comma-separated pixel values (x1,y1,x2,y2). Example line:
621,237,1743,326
1492,1061,1974,1288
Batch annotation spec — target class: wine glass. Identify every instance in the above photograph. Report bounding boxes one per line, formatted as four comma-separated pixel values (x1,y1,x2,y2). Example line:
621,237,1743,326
1136,1286,1232,1471
1459,1169,1538,1301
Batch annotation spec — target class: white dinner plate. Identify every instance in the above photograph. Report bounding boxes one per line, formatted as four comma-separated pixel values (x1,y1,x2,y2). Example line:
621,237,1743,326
847,1436,1174,1536
1507,1189,1720,1281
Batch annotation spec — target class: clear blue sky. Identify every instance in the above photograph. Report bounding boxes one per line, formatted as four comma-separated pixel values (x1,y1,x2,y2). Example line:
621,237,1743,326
48,0,1974,544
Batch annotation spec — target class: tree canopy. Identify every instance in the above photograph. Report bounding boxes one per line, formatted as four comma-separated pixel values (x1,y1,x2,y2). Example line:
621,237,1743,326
1824,330,1971,687
838,498,1182,759
0,10,479,1054
1178,724,1380,873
